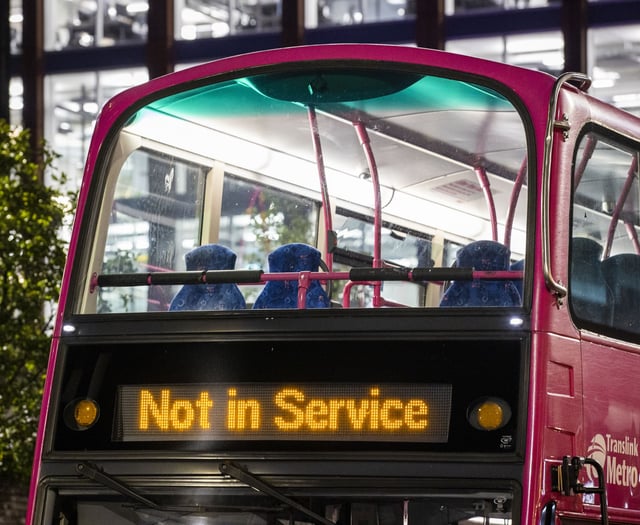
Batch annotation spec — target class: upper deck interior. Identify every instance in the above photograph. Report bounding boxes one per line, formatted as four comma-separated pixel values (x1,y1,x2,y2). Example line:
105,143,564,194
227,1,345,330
75,51,639,319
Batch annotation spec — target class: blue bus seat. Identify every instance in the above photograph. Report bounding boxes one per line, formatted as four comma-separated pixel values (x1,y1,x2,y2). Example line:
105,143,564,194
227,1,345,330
253,243,330,309
510,258,525,298
600,253,640,333
569,237,612,324
440,240,521,307
169,244,246,311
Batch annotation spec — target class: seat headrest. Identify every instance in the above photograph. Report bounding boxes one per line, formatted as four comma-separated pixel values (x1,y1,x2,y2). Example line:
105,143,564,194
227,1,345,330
456,240,511,270
571,237,603,262
267,243,321,272
185,244,237,271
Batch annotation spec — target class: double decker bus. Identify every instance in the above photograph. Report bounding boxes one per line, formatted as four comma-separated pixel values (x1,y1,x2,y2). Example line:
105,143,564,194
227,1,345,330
27,43,640,525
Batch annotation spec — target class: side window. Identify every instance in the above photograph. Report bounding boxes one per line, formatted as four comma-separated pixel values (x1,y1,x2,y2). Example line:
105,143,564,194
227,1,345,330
100,149,206,313
332,210,434,307
98,162,319,313
219,176,319,305
571,131,640,339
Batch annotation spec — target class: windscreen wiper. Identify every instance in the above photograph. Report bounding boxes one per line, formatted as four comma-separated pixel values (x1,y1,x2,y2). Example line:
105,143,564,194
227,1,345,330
219,461,335,525
77,462,162,510
78,461,304,516
78,461,277,514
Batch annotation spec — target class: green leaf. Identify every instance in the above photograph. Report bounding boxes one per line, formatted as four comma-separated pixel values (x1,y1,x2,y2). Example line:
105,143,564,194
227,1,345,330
0,120,76,484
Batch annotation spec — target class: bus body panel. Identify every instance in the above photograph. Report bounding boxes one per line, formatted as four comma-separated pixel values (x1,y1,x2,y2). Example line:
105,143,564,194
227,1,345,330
582,337,640,510
555,81,640,516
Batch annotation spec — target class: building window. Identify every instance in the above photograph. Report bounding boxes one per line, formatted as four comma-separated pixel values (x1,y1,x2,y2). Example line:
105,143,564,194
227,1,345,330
590,24,640,116
175,0,281,40
44,68,148,188
44,0,148,50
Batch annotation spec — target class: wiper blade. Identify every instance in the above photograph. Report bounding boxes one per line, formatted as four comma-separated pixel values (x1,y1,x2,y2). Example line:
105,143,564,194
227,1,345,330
78,461,235,514
77,462,161,510
219,461,335,525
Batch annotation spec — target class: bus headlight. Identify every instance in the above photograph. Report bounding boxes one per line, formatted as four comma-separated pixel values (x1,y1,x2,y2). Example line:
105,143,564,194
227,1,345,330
64,398,100,430
467,397,511,431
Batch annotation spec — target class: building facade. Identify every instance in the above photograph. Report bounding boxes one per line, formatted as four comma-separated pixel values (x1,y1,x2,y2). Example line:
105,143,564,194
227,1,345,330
7,0,640,188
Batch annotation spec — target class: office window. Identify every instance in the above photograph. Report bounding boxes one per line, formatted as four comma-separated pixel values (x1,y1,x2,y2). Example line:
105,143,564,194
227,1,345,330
176,0,281,40
44,0,148,50
44,68,148,189
9,78,22,127
449,0,555,13
305,0,414,28
590,24,640,116
446,31,564,76
307,0,557,23
9,0,22,54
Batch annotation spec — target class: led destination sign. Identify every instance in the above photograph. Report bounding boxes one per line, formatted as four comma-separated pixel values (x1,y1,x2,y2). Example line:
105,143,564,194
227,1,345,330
115,383,452,442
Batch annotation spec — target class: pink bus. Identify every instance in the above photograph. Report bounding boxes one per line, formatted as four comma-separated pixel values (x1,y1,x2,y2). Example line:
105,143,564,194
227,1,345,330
27,43,640,525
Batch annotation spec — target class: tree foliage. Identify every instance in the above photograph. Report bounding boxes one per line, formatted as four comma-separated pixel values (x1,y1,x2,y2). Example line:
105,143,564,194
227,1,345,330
0,120,75,484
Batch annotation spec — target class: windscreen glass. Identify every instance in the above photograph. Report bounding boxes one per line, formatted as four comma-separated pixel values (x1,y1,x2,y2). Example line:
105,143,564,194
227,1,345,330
83,63,530,313
52,485,516,525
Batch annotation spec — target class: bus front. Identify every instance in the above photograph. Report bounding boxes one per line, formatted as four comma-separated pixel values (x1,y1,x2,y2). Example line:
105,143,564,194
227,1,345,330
28,44,543,525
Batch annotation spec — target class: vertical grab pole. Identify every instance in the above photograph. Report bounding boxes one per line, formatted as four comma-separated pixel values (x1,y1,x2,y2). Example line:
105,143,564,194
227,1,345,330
604,155,638,258
503,157,527,249
573,134,598,189
473,102,498,242
307,105,334,271
625,221,640,254
474,164,498,242
353,121,383,307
